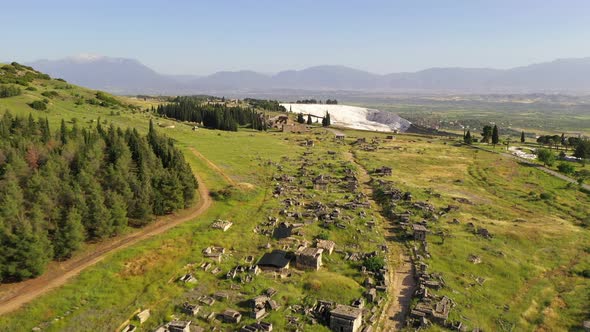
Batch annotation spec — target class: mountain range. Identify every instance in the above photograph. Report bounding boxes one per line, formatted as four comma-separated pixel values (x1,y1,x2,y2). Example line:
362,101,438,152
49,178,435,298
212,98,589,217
26,55,590,95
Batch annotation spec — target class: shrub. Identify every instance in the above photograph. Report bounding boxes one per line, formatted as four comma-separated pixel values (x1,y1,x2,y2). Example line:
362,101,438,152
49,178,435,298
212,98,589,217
0,85,22,98
557,163,575,175
363,255,385,272
41,90,59,98
315,232,329,240
539,192,553,200
28,100,47,110
26,86,37,91
536,149,556,166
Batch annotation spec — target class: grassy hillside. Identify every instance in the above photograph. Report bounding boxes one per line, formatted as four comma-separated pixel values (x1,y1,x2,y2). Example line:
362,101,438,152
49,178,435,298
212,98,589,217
0,66,390,331
351,131,590,331
0,64,588,331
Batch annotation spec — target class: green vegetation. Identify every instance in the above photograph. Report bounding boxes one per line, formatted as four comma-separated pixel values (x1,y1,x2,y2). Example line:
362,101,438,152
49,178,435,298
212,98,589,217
297,112,305,124
557,163,575,175
28,100,47,110
243,98,286,112
0,113,195,281
0,85,22,98
574,139,590,162
0,62,50,86
321,111,331,127
153,96,268,131
0,68,588,331
536,148,556,166
353,131,590,331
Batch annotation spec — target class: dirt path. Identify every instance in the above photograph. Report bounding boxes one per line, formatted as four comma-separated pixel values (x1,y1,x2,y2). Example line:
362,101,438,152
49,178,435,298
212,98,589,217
0,151,214,316
382,253,415,330
344,150,415,331
189,147,236,186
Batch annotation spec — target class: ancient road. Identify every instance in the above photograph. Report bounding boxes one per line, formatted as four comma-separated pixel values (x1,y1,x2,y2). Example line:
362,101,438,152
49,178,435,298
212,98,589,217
0,148,216,316
344,150,416,331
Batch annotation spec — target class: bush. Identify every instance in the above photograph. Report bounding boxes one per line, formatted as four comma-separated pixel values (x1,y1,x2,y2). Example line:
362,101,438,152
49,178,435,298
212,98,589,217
0,85,22,98
28,100,47,110
536,149,555,166
363,255,385,272
539,192,553,200
557,163,575,175
26,86,37,91
41,90,59,98
315,232,329,240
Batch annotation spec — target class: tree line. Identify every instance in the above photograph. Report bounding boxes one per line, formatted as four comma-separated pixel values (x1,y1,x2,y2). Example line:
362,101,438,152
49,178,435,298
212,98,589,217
295,99,338,104
296,111,331,127
0,113,197,281
463,124,499,146
243,98,286,112
152,96,267,131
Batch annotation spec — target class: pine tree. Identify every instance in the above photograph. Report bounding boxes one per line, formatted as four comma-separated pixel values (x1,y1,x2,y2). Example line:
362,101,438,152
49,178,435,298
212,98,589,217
107,193,128,235
0,167,25,225
84,179,112,240
1,225,51,280
0,114,196,280
54,207,85,260
520,131,525,143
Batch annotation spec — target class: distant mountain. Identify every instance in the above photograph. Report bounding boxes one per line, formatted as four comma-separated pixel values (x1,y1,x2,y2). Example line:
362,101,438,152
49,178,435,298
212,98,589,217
28,55,180,94
26,56,590,95
272,65,381,90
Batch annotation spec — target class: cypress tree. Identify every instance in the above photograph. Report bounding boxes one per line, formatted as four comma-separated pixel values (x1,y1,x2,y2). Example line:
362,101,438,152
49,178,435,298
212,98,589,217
60,119,68,144
297,113,305,124
464,130,472,144
307,114,313,125
520,131,525,143
492,125,499,147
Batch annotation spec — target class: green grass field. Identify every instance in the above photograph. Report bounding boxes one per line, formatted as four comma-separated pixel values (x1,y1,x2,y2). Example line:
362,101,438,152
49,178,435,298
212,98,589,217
350,132,590,331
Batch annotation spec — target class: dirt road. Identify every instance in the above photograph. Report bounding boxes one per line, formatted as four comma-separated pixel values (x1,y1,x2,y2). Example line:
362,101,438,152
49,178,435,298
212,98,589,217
0,151,214,316
189,147,236,186
344,150,416,331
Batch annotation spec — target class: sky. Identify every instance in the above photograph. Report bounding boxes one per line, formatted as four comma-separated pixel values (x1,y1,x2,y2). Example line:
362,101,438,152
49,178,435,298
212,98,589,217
3,0,590,75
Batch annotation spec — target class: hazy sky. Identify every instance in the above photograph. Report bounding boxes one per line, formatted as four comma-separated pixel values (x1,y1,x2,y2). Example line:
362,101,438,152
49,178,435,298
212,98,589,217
4,0,590,75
